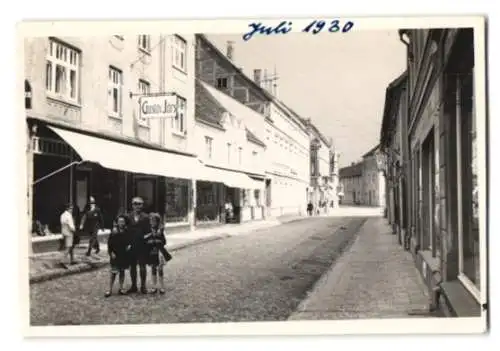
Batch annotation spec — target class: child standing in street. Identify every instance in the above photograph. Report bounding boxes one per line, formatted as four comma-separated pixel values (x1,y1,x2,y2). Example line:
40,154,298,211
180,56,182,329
144,213,171,294
105,215,131,297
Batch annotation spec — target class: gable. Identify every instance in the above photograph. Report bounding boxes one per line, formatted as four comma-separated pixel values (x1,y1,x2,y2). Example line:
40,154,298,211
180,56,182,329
196,35,271,116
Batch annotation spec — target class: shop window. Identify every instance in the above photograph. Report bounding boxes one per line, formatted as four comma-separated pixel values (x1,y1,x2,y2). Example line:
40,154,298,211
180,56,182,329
134,177,156,214
421,129,439,257
456,70,480,293
196,181,218,222
165,179,189,223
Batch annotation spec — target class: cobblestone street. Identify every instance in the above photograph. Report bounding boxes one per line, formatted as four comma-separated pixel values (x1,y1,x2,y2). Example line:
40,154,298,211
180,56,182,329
30,216,366,325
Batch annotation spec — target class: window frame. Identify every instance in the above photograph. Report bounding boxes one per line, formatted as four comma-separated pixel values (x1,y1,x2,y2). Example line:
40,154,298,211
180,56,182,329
227,142,232,164
172,35,187,73
45,38,80,104
455,71,481,301
137,79,151,127
238,147,243,165
138,35,151,53
108,66,123,119
171,95,187,134
205,136,213,160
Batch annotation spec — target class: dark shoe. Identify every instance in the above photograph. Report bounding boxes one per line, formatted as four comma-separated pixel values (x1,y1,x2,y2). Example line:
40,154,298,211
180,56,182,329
85,251,91,257
159,288,166,295
140,287,148,294
69,261,77,265
127,286,138,294
104,291,111,298
95,249,100,254
118,289,127,295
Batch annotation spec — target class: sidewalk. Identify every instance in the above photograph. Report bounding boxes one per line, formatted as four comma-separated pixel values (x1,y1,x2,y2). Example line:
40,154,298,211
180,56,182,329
29,215,305,284
288,217,440,320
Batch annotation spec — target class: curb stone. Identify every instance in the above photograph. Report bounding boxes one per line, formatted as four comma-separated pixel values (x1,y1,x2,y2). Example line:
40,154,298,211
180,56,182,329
29,234,230,285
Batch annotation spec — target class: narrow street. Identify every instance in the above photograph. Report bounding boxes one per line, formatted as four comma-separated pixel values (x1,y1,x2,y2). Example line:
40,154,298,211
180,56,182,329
30,216,366,325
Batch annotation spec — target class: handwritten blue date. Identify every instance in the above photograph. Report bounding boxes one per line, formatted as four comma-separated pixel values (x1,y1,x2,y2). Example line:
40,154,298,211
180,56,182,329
242,20,354,41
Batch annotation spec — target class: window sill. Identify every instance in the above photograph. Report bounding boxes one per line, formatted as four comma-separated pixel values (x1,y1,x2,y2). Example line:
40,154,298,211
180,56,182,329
439,280,482,317
173,65,187,75
171,130,186,138
46,94,81,109
138,47,151,56
108,114,123,121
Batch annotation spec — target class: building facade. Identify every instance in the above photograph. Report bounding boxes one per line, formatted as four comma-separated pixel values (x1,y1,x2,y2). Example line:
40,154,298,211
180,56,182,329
361,145,386,207
338,145,385,207
338,162,363,205
195,34,311,218
194,79,267,225
307,122,338,210
380,72,409,246
381,28,484,316
25,34,200,253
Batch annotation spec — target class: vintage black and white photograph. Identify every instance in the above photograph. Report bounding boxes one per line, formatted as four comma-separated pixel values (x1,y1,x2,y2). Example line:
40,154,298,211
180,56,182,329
19,16,488,335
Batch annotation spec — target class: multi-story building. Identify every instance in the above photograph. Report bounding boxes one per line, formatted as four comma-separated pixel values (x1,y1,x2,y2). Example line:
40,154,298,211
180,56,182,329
195,34,311,218
380,71,409,245
306,121,338,210
25,34,200,252
194,79,267,224
361,145,386,207
338,162,363,205
381,27,484,316
338,145,385,207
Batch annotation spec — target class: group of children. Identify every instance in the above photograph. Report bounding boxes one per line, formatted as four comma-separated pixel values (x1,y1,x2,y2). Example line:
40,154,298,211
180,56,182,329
106,212,172,297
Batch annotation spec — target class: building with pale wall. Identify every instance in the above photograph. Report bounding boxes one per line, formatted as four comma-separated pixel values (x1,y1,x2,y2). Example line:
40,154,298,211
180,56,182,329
195,35,311,218
339,145,385,207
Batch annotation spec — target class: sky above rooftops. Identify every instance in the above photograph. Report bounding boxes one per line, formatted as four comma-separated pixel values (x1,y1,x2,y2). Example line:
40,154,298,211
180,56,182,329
206,31,405,168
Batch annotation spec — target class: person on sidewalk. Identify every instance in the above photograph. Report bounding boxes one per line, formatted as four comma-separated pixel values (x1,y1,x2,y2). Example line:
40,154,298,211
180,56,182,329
80,196,104,256
307,201,313,216
105,214,131,297
124,197,151,294
60,203,79,265
143,213,171,294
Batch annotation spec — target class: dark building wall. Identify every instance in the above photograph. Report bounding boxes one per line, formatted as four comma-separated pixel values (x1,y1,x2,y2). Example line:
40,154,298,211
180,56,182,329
195,36,270,116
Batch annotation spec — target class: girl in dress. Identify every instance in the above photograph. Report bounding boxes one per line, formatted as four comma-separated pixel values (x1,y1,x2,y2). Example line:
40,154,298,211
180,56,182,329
105,215,131,297
144,213,171,294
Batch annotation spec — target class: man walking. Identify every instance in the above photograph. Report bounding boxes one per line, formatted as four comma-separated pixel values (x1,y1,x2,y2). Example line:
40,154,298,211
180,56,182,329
80,196,104,256
125,197,151,294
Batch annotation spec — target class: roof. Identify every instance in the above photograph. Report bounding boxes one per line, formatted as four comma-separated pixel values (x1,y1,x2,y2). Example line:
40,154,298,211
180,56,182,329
380,71,408,147
339,162,363,178
195,79,227,127
246,128,266,147
197,34,310,134
196,34,273,103
195,79,266,147
362,144,380,158
308,121,332,148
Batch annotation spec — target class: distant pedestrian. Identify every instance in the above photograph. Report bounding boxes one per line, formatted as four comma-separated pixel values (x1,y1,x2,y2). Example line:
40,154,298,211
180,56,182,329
60,203,79,265
307,202,313,216
144,213,171,294
124,197,151,294
80,196,104,256
105,215,131,297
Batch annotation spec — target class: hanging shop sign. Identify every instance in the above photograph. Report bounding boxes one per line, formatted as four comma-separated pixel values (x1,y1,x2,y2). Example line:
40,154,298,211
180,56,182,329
138,94,177,123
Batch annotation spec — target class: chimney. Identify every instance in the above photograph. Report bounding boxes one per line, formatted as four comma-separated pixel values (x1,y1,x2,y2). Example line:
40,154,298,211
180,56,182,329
226,41,234,60
253,69,262,86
